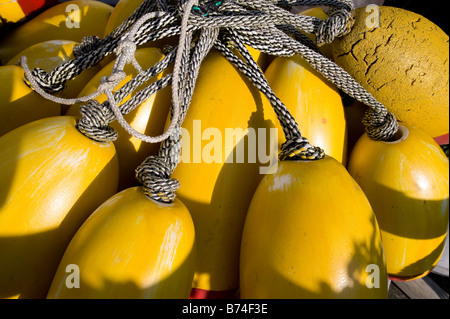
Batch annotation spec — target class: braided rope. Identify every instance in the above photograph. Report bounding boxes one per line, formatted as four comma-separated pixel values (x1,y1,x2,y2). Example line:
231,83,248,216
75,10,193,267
21,0,400,203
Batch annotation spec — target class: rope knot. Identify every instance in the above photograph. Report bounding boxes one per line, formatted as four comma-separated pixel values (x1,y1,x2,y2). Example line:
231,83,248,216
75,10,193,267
362,109,400,141
27,67,66,93
135,156,180,204
73,36,101,57
77,100,118,142
97,71,127,94
114,40,137,63
279,135,325,161
316,9,354,46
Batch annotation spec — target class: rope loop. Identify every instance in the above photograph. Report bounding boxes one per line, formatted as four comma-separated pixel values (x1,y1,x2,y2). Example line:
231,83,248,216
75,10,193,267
279,135,325,161
77,100,118,143
362,110,400,141
315,8,354,46
73,36,101,57
135,156,181,204
97,71,127,94
28,67,66,93
114,40,137,62
114,39,143,73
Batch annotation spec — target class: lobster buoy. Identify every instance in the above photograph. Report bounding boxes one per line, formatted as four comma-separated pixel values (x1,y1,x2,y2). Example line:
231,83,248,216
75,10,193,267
264,55,348,164
67,47,172,190
0,0,113,64
0,65,60,137
0,0,58,28
6,40,101,102
171,50,277,298
348,124,449,280
47,186,196,299
0,116,119,298
240,156,388,298
331,6,449,142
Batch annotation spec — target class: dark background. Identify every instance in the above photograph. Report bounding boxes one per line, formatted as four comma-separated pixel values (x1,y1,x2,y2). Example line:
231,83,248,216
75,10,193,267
384,0,448,34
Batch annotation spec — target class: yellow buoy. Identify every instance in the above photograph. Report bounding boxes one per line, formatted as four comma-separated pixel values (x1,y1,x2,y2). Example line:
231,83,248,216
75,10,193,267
264,55,348,164
67,47,172,190
0,0,58,28
103,0,145,38
0,65,60,137
0,0,113,64
0,116,119,298
348,124,449,280
171,50,278,298
47,186,196,299
331,6,449,140
240,156,388,298
6,40,101,102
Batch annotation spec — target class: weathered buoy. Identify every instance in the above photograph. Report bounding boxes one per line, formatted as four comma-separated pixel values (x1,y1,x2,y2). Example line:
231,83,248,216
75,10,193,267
331,6,449,140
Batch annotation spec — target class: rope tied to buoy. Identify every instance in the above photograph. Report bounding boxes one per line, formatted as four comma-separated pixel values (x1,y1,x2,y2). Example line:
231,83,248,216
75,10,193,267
21,0,399,203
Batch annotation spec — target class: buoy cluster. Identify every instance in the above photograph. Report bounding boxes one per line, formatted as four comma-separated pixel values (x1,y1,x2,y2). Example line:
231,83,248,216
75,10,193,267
0,0,447,299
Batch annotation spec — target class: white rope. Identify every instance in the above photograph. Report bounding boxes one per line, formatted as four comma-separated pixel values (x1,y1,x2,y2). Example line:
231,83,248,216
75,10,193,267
98,1,197,144
21,56,104,105
21,8,187,145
